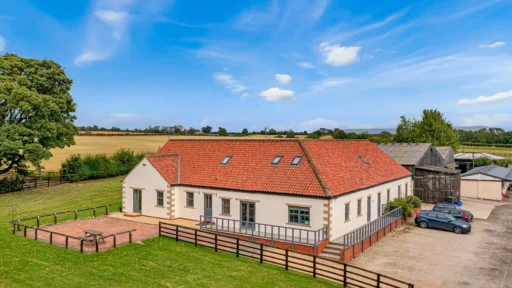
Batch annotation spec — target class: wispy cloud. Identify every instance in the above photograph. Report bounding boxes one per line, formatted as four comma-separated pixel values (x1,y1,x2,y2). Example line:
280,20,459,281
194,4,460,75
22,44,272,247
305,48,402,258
457,89,512,106
298,117,339,131
298,62,314,69
260,87,295,101
195,48,242,62
213,73,246,93
0,36,5,52
275,74,292,85
462,114,512,127
233,0,280,31
310,0,330,22
110,113,143,119
311,77,354,92
479,41,506,48
319,42,361,67
241,92,249,99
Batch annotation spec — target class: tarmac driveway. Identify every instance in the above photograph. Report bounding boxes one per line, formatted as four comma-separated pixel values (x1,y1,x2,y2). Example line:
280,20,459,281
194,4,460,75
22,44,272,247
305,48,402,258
349,204,512,288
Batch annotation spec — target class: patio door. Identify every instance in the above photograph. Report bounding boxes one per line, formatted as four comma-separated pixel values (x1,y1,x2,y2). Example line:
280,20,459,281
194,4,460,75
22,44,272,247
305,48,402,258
367,196,372,223
377,192,381,217
204,194,213,220
133,189,142,213
240,202,255,229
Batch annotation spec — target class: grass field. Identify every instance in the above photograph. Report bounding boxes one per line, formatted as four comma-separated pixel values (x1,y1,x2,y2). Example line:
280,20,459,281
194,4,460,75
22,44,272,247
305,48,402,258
41,135,308,171
0,177,337,288
457,145,512,158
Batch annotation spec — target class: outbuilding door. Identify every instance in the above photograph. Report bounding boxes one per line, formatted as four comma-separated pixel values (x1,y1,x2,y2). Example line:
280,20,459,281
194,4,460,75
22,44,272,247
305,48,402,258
367,196,372,223
133,189,142,213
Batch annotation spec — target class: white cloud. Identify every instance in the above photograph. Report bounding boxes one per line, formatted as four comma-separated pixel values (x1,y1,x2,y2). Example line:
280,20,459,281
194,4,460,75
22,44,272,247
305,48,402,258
462,114,512,127
311,77,353,92
457,89,512,106
319,42,361,67
0,36,5,52
275,74,292,85
479,41,506,48
260,87,295,102
298,117,339,131
74,52,109,65
298,62,314,69
213,73,246,93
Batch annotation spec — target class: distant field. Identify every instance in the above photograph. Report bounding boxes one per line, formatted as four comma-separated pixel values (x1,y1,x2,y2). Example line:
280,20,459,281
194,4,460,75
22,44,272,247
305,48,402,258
42,134,305,171
458,145,512,158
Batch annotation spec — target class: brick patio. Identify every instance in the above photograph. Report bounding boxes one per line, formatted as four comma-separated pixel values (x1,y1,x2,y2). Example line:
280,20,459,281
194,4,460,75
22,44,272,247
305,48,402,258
20,216,159,253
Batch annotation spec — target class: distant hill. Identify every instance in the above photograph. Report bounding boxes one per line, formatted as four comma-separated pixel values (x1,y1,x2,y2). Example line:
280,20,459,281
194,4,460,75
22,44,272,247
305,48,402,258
343,126,490,135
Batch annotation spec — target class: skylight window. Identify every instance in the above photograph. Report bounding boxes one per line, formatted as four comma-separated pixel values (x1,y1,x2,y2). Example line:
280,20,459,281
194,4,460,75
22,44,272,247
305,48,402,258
220,156,232,165
291,156,302,166
359,156,370,165
271,155,283,165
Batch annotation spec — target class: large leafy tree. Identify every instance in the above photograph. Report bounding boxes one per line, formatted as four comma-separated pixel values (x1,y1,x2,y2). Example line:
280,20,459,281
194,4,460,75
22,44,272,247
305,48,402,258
0,53,77,174
394,109,459,149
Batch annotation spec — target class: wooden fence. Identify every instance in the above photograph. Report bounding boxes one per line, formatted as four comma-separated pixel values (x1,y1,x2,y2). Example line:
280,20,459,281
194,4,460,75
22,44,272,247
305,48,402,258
21,172,73,189
159,222,414,288
9,205,138,253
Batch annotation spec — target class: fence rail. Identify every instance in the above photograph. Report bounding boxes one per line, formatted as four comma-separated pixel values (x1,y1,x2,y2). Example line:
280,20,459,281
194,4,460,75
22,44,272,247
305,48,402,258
199,215,328,254
160,222,414,288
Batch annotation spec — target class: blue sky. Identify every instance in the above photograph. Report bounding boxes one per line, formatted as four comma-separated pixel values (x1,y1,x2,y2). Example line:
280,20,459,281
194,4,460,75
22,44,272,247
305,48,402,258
2,0,512,132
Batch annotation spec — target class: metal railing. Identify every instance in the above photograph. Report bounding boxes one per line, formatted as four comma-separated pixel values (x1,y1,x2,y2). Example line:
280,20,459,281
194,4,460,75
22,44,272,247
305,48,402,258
341,204,402,247
199,215,328,254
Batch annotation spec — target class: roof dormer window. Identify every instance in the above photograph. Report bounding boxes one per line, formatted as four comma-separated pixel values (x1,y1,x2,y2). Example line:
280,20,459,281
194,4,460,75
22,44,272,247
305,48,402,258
291,156,302,166
271,155,283,165
220,156,232,165
359,156,370,165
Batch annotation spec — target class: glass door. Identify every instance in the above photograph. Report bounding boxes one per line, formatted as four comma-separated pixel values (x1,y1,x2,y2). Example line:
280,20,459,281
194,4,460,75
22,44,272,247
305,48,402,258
240,202,256,229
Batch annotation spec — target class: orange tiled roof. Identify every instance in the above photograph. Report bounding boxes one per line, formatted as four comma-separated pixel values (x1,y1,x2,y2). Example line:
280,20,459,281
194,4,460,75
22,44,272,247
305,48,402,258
148,139,411,198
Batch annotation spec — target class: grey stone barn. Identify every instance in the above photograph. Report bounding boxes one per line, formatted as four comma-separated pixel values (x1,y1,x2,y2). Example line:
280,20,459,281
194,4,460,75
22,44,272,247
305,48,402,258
376,143,461,203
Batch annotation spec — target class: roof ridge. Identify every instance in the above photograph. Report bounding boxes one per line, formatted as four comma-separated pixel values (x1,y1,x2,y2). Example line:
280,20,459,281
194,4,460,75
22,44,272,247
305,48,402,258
298,140,331,197
148,153,180,157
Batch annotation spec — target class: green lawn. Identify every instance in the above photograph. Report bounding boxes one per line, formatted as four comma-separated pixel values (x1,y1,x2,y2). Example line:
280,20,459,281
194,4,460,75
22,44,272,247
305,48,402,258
0,177,337,288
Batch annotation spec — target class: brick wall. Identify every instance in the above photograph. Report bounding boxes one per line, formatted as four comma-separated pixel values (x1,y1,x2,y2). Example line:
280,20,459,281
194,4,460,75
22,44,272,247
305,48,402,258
234,234,329,255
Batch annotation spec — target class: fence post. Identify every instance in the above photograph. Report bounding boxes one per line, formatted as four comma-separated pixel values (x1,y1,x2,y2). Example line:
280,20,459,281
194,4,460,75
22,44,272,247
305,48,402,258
12,222,15,235
285,249,289,271
377,273,381,288
24,226,27,237
48,175,50,187
54,213,57,225
236,239,240,257
313,255,317,278
65,235,69,249
96,238,99,253
175,226,179,242
93,207,96,218
17,220,21,232
259,243,263,264
159,222,162,237
215,234,218,252
75,210,78,220
194,230,198,247
343,263,348,288
105,205,109,215
50,232,53,245
114,234,117,248
35,178,37,188
35,228,38,240
129,230,132,243
80,239,84,253
37,216,40,228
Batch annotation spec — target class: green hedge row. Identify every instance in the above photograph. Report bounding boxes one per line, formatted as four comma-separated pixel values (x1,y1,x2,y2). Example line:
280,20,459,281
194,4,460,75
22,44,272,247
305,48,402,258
0,175,24,194
460,142,512,148
60,149,146,182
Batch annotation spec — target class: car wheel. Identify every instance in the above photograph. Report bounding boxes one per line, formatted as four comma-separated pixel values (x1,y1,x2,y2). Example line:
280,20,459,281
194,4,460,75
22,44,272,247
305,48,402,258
419,221,428,229
454,227,463,234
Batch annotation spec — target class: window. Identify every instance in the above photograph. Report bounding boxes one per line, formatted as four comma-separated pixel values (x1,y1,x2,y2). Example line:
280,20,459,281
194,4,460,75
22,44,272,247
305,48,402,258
405,183,408,197
186,192,194,207
387,189,390,202
398,185,402,198
156,191,164,207
288,206,310,225
345,203,350,222
357,199,362,216
358,156,370,165
271,155,283,165
222,199,230,215
220,156,232,165
425,213,437,218
291,156,302,166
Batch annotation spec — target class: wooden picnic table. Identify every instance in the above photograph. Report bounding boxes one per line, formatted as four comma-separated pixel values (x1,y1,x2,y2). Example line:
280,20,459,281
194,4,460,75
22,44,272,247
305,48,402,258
83,229,106,243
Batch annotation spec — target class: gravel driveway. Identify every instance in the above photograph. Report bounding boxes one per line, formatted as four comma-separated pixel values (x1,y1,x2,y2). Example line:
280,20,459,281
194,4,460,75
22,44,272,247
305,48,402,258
349,204,512,288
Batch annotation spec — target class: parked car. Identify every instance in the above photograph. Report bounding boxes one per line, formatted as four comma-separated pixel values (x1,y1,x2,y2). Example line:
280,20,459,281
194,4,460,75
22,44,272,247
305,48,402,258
435,208,473,222
415,211,471,234
433,202,474,221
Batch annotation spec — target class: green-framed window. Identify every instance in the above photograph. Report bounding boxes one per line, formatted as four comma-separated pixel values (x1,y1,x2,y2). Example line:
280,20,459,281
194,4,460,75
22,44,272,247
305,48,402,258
288,206,310,225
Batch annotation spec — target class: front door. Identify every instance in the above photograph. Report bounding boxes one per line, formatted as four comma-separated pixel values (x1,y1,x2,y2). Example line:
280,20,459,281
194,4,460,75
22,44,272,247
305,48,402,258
133,189,142,213
204,194,212,220
367,196,372,223
377,192,381,217
240,202,256,229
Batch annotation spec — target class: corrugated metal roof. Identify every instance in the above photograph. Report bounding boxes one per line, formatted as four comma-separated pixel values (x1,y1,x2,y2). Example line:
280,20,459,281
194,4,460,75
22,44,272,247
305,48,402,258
376,143,431,166
461,165,512,180
454,152,505,160
417,165,460,174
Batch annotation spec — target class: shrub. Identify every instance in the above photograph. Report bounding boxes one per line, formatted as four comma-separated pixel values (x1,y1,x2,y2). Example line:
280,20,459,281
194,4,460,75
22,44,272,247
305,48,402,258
0,175,24,193
387,198,414,218
60,154,85,182
406,195,421,208
286,131,296,138
82,154,118,179
473,157,493,167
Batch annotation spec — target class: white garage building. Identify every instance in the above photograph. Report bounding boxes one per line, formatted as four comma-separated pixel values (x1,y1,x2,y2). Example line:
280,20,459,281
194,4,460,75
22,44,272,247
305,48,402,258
460,165,512,201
